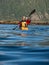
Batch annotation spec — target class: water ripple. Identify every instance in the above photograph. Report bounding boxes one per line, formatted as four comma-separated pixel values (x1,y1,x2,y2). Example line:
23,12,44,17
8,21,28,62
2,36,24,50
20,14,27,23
0,24,49,65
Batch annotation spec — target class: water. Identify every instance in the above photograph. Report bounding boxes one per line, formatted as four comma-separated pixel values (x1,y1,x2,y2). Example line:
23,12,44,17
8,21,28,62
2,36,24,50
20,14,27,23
0,24,49,65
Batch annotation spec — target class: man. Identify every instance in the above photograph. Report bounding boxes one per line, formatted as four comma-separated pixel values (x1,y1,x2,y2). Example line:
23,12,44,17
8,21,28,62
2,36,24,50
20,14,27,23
18,16,27,29
18,16,31,30
18,16,31,26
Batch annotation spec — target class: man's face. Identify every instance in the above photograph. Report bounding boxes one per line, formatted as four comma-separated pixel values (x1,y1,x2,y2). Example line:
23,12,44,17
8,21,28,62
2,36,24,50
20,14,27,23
22,16,25,20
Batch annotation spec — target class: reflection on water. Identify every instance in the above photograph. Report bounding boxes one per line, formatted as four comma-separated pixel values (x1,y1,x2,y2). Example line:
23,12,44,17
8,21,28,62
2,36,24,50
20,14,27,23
0,24,49,65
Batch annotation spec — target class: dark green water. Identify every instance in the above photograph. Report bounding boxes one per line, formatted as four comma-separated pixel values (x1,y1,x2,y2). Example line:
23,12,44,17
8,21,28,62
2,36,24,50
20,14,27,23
0,24,49,65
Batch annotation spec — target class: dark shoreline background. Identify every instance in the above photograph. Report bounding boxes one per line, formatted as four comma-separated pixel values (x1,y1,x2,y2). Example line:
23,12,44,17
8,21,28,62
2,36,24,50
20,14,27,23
0,20,49,25
0,0,49,21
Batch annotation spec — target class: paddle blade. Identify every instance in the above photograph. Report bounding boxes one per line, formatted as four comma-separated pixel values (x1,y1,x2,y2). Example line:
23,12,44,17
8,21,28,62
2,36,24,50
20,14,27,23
13,28,15,30
29,9,36,16
13,26,17,30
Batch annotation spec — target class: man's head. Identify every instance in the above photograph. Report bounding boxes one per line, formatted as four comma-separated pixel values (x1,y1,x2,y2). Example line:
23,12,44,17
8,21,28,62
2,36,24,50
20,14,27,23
22,16,26,20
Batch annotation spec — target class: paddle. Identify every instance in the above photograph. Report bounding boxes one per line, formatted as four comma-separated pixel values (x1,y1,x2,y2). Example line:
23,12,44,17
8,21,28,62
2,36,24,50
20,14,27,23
28,9,36,17
13,9,36,30
13,25,18,30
